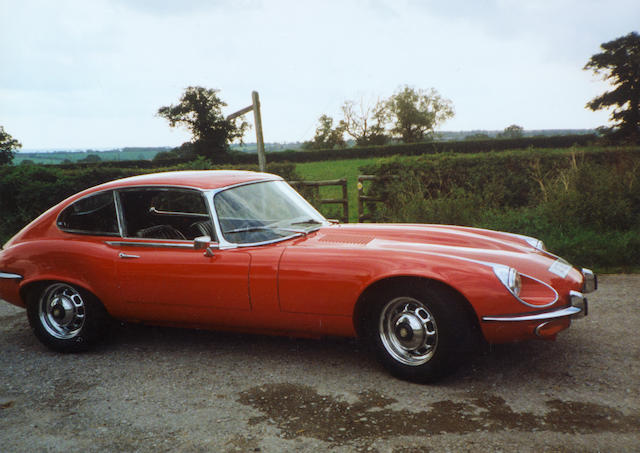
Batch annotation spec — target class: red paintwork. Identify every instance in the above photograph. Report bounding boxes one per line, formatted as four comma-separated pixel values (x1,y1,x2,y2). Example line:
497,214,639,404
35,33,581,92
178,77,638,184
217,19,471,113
0,170,586,344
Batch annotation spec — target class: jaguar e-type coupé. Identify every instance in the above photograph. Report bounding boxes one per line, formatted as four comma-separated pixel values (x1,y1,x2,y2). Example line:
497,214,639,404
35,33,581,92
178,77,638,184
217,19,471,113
0,171,596,382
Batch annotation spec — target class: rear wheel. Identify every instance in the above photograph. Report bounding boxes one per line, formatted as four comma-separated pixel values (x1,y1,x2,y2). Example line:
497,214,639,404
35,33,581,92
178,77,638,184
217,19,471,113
369,284,474,382
27,282,110,352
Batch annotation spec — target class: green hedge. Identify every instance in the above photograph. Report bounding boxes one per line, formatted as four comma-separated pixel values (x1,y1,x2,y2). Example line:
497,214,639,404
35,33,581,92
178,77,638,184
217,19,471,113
228,134,597,164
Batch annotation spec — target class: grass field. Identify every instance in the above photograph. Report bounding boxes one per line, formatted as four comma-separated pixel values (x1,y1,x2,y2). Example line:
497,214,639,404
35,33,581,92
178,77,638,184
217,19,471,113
295,157,381,222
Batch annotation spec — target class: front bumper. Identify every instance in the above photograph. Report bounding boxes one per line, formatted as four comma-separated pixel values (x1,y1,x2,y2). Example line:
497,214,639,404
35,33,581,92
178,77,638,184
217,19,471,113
582,268,597,293
479,268,594,343
482,291,588,340
482,290,588,323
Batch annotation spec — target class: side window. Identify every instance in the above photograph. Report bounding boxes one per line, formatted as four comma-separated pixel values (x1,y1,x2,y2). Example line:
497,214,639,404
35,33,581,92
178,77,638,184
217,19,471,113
118,188,215,241
57,191,119,235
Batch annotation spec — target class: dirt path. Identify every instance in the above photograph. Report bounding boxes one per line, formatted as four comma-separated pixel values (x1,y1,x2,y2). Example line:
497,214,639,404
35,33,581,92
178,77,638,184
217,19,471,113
1,275,638,452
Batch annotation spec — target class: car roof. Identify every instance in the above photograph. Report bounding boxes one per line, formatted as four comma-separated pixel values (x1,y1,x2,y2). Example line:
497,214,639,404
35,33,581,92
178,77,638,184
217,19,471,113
93,170,281,191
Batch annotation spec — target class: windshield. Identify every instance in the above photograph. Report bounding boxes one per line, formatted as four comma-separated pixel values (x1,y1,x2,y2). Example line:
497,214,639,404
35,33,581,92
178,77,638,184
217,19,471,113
214,180,327,244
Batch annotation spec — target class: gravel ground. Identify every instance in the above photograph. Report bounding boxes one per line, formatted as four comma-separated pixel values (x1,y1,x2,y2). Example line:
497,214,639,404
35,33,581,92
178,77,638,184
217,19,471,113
1,274,638,452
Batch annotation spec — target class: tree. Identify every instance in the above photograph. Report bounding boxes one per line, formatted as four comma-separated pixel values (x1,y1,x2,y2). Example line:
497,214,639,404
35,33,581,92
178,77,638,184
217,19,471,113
157,86,249,161
498,124,524,139
79,154,101,163
386,86,454,143
584,32,640,141
0,126,22,165
341,98,389,146
302,115,346,150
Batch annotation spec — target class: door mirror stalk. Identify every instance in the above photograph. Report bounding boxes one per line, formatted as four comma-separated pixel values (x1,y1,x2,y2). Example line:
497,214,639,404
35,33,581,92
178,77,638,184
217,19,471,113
194,236,217,257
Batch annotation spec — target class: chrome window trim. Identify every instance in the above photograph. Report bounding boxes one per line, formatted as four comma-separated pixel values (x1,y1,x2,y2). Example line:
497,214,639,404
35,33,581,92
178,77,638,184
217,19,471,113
113,190,126,237
111,183,217,191
60,229,122,237
208,176,283,196
105,240,199,249
116,185,210,194
0,272,23,280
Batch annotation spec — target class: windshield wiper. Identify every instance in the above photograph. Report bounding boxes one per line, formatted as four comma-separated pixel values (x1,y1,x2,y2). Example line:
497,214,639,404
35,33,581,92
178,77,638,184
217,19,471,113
225,225,308,235
290,219,323,226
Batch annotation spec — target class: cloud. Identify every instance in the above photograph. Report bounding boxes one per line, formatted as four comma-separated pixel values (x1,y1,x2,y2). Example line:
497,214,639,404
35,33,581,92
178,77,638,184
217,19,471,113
0,0,635,147
111,0,259,16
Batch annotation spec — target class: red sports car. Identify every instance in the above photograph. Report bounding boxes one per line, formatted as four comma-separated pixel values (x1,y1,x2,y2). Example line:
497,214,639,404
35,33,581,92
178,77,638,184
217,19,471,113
0,170,596,382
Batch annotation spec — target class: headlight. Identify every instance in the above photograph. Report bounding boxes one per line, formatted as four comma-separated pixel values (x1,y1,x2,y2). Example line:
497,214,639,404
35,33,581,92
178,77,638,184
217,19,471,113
493,265,522,297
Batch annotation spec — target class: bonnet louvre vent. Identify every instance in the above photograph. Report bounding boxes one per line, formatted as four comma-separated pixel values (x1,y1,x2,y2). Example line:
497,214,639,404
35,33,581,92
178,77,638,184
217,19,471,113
318,234,373,245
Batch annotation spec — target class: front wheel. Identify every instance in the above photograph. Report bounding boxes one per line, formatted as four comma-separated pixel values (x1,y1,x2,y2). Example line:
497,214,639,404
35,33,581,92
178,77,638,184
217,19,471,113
370,285,474,383
27,282,110,352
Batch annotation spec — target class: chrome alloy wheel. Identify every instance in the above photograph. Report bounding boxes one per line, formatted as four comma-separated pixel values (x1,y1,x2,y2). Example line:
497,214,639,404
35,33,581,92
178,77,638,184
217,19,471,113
378,296,438,366
38,283,86,339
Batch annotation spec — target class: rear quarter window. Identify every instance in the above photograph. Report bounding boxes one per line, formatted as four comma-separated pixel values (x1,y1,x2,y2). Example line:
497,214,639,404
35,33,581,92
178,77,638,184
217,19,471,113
57,191,119,235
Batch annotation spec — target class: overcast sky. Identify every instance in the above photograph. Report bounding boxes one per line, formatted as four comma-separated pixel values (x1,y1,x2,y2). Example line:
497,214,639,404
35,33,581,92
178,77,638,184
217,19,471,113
1,0,638,150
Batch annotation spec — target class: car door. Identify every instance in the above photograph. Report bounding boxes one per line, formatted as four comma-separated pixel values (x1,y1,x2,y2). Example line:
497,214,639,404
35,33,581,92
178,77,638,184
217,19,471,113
111,187,251,323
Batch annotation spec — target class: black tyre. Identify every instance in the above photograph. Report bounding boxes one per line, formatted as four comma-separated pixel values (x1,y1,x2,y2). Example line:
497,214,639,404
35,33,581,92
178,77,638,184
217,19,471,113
369,283,474,383
26,282,110,352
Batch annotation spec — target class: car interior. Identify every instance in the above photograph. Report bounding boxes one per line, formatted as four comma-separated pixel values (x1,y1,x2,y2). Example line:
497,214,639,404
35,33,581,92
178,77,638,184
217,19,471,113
118,188,215,241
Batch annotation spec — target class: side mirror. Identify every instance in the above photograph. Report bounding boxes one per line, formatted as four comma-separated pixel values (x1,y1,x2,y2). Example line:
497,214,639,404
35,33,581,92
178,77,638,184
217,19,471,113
194,236,216,257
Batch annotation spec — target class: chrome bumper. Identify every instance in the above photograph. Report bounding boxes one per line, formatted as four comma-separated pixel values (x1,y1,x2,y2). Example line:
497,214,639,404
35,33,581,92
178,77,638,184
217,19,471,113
582,268,597,293
0,272,22,280
482,290,588,322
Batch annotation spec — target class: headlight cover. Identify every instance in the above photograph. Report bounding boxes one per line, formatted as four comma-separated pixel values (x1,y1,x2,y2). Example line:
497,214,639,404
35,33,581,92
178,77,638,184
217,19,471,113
493,265,522,297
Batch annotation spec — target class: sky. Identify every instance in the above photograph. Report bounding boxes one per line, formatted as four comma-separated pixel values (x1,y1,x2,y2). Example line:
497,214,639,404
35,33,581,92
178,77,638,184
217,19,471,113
1,0,639,150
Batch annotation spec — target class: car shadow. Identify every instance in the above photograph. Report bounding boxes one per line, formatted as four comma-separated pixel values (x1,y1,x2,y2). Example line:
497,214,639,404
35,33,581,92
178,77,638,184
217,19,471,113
93,321,588,386
5,311,590,387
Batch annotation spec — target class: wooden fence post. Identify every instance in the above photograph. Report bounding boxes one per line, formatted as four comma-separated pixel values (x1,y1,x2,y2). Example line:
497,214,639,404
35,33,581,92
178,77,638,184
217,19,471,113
252,91,266,172
227,91,266,172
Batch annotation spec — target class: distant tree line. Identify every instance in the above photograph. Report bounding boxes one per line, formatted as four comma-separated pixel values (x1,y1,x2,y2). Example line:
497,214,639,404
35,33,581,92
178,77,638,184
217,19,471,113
302,86,455,150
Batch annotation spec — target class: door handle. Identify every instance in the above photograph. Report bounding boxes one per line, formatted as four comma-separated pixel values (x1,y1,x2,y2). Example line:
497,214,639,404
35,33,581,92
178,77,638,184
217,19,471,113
118,252,140,259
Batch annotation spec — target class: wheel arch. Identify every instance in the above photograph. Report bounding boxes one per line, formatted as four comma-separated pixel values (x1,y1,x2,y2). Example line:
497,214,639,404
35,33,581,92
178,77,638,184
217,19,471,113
352,276,482,342
20,278,101,308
